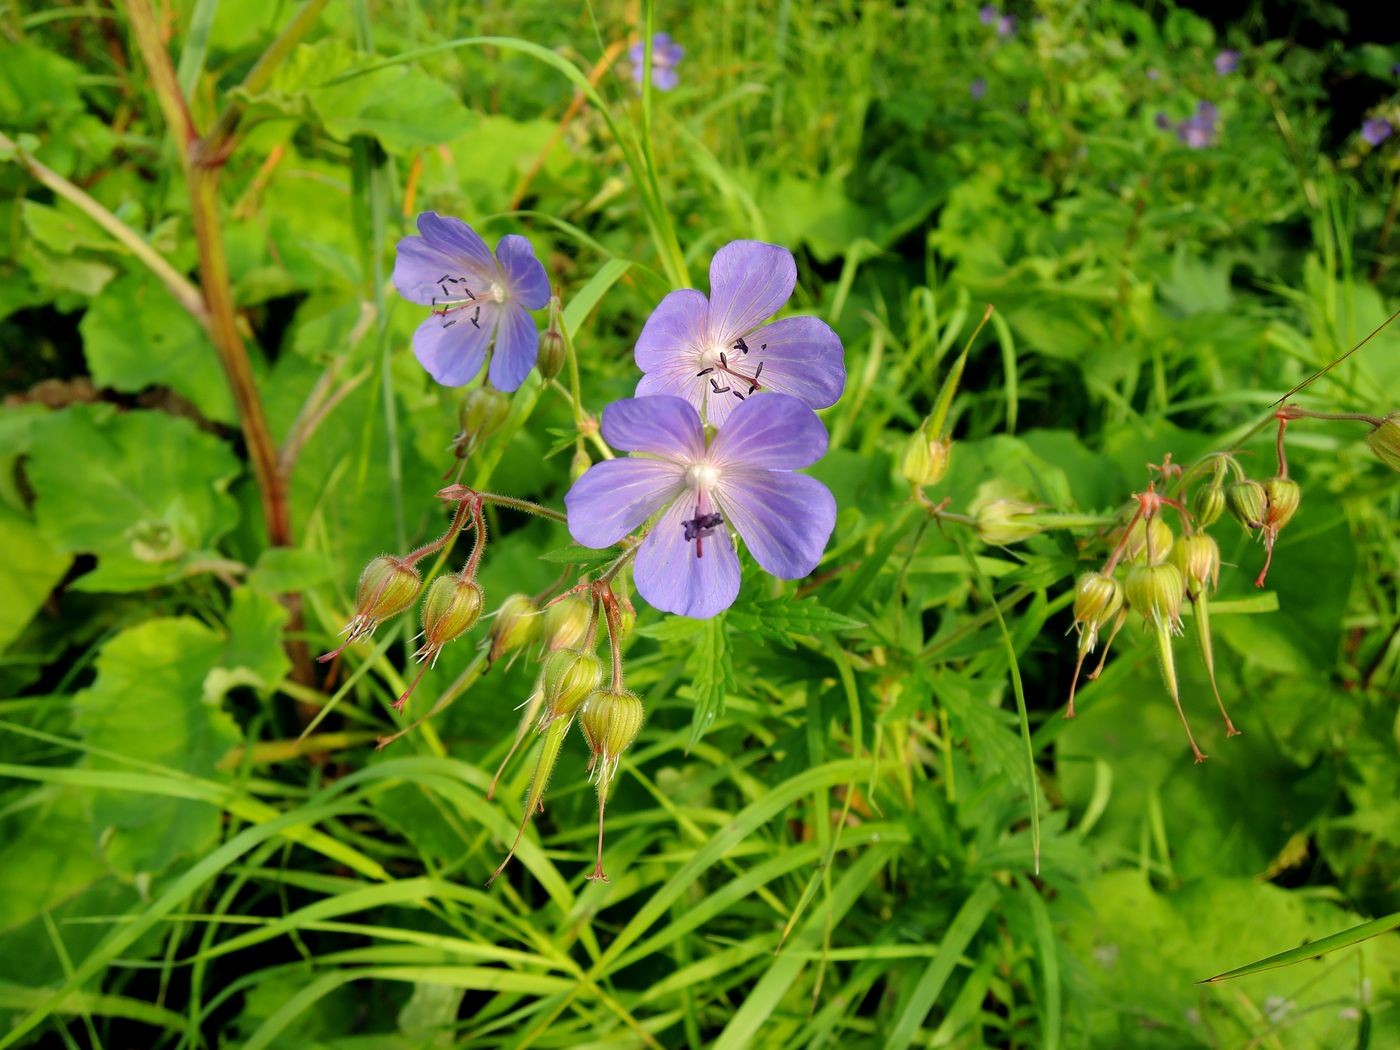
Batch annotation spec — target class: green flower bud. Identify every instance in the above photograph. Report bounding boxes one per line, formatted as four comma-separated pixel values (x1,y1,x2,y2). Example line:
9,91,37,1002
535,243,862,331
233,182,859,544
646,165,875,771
570,447,592,484
900,425,951,488
537,326,566,382
489,593,538,664
1368,413,1400,472
1119,515,1174,564
320,555,422,661
1124,562,1185,633
1226,479,1267,531
460,387,510,440
539,647,603,728
1072,571,1123,652
543,594,592,651
975,499,1040,545
1170,533,1220,595
417,573,484,661
1262,476,1301,531
1191,483,1225,528
579,688,645,790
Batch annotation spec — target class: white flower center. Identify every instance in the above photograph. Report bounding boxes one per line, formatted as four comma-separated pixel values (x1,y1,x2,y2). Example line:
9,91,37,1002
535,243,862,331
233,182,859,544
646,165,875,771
698,345,728,370
489,280,508,304
685,464,720,490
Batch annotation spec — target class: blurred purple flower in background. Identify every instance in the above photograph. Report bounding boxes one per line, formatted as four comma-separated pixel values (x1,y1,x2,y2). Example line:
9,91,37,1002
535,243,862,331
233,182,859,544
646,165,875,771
1157,101,1220,149
970,77,988,100
1146,67,1161,81
1214,49,1239,75
997,15,1016,37
630,32,684,91
979,5,998,25
393,213,549,391
566,394,836,618
633,240,845,429
1363,118,1393,146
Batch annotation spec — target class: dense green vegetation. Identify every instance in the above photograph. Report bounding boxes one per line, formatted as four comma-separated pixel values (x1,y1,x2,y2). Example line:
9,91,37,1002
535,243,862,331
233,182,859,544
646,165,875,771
2,1,1400,1046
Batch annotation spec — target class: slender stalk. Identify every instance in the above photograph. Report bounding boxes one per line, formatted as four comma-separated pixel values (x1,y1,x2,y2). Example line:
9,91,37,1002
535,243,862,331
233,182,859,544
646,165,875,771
402,497,475,566
602,594,625,691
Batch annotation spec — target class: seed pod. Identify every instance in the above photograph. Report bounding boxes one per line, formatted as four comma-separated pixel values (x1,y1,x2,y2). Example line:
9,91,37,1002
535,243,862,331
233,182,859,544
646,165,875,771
1368,413,1400,472
460,387,511,440
1191,483,1225,528
1124,561,1185,633
900,425,951,488
579,688,645,791
1121,516,1174,564
418,573,484,654
543,594,592,651
319,555,422,662
537,327,566,382
1170,533,1220,596
539,647,603,728
1072,571,1123,653
1262,477,1301,531
489,593,538,664
1226,479,1267,531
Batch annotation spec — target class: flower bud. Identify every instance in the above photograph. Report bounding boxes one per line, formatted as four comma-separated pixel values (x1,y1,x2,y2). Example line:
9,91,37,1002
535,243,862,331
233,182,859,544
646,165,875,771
570,447,592,484
1124,561,1185,633
416,572,484,661
1072,571,1123,652
460,387,510,440
1226,479,1267,530
975,499,1040,545
1191,483,1225,528
537,327,566,382
1170,533,1220,595
539,647,603,728
579,688,645,786
1120,515,1174,564
1262,476,1301,531
488,593,538,664
900,424,951,487
1368,413,1400,472
543,594,592,651
319,555,422,661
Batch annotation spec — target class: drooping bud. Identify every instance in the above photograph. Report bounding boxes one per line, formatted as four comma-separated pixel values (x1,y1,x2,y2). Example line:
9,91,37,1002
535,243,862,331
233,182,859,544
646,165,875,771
1226,479,1267,531
1072,572,1123,653
319,555,422,661
1261,477,1301,531
974,499,1041,545
488,594,538,664
900,423,951,488
1120,516,1174,564
539,647,603,728
1123,562,1185,633
543,594,592,651
417,573,484,660
460,387,510,441
569,447,592,484
1170,533,1220,596
578,688,645,882
1191,483,1225,528
537,328,566,382
1368,413,1400,472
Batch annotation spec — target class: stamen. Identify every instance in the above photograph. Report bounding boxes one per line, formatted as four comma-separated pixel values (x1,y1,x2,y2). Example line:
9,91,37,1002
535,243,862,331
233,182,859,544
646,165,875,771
443,319,457,328
697,367,714,377
734,337,749,354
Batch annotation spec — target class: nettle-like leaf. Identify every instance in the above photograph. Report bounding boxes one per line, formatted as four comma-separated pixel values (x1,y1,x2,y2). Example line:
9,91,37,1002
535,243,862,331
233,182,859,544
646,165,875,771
26,405,241,592
725,597,864,648
638,615,738,744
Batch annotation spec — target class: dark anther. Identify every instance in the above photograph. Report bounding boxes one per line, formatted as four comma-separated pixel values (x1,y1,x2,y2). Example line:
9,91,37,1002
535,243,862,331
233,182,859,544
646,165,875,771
470,306,481,328
760,343,767,351
719,352,729,367
443,319,458,329
710,378,731,394
734,337,749,354
732,389,746,400
696,367,714,377
438,274,450,283
682,511,725,558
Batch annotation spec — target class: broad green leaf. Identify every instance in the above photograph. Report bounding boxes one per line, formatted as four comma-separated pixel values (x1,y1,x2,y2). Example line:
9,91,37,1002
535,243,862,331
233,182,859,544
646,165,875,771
0,503,70,652
72,618,242,876
27,405,241,593
210,588,291,698
79,271,236,423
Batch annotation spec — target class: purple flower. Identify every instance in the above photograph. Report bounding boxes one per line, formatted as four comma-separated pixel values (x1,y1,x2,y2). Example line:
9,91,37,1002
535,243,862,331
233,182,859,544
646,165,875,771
392,213,549,391
629,32,684,91
565,394,836,619
1178,116,1216,149
1363,118,1393,146
1146,67,1161,81
996,14,1016,37
1214,49,1239,76
970,77,988,100
634,240,845,429
979,5,998,25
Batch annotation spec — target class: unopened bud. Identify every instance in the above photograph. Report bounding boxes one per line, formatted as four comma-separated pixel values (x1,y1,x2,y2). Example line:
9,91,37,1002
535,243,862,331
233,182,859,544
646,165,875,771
975,499,1040,545
539,647,602,727
417,573,484,657
319,555,422,660
1262,476,1301,530
579,688,645,789
1368,413,1400,472
1124,561,1185,632
1191,483,1225,528
900,425,951,487
489,593,538,663
1171,533,1220,595
460,387,510,440
570,447,592,483
1073,571,1123,652
543,594,592,651
538,327,566,382
1120,515,1174,564
1227,479,1267,530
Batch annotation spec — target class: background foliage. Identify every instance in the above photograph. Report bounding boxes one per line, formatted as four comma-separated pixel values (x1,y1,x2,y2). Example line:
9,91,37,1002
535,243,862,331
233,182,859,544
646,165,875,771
2,0,1400,1046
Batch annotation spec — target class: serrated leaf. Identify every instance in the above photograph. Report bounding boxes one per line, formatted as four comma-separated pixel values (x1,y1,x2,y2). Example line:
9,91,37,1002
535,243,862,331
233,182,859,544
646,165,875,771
27,405,241,593
724,597,864,648
539,545,619,568
687,615,735,745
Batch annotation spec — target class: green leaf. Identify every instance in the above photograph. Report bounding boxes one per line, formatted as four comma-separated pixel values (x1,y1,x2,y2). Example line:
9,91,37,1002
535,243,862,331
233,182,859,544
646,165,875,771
1203,909,1400,983
724,597,864,648
0,503,70,652
538,544,619,568
247,547,335,594
79,272,236,423
687,615,735,744
27,405,241,592
72,618,242,877
208,589,291,698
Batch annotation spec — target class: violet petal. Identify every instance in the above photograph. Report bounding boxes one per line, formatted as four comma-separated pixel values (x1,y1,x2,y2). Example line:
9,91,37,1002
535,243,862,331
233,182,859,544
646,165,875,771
633,497,741,618
488,304,539,392
707,240,796,344
717,469,835,580
566,458,687,548
600,395,705,462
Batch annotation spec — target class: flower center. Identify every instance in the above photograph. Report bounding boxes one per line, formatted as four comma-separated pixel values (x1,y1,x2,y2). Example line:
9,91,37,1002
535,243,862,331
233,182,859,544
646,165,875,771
429,274,507,331
685,464,720,489
695,337,766,403
681,465,723,558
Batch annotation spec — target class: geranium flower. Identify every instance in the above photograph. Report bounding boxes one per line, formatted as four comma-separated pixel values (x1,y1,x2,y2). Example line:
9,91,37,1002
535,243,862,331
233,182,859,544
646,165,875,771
1363,118,1393,146
634,240,845,428
392,212,549,392
565,393,836,618
629,32,684,91
1213,49,1239,75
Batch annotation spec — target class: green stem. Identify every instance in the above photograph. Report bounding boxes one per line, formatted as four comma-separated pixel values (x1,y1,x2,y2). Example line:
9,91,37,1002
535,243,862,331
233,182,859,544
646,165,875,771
478,491,568,523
